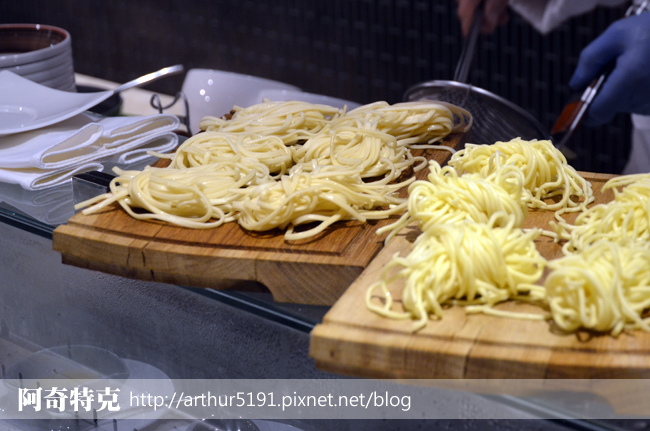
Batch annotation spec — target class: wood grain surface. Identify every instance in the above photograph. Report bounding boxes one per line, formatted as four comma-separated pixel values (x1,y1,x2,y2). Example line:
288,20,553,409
52,134,466,305
309,172,650,382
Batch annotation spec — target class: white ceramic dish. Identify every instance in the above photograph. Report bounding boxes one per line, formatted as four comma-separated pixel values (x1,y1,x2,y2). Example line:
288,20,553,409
256,88,361,110
0,71,111,135
182,68,301,134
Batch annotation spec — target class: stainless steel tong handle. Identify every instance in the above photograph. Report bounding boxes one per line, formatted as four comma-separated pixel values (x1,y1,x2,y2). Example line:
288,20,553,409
113,64,184,94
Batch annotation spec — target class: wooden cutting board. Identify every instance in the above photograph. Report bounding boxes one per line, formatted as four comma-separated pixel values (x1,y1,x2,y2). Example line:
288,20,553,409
52,134,466,305
310,171,650,382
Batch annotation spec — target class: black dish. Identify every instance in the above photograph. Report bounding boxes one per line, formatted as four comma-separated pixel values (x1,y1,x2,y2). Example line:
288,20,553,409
76,84,123,117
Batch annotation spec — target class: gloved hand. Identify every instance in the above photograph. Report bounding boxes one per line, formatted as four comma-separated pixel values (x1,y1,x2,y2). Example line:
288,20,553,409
457,0,510,36
570,11,650,127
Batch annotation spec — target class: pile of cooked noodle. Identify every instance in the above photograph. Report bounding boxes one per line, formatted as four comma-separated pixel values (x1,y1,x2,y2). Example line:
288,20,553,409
367,212,547,330
77,100,472,240
366,137,650,336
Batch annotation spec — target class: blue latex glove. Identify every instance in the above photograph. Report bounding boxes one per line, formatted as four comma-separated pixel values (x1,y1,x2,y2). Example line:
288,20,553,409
569,12,650,127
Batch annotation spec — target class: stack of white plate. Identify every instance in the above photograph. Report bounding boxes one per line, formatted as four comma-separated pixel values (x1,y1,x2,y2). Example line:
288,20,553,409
0,23,76,92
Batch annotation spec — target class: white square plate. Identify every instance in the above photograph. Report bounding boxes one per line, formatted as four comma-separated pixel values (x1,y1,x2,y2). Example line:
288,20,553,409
0,71,112,136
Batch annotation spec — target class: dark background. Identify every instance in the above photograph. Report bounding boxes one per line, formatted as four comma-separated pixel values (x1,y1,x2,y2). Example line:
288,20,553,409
2,0,632,174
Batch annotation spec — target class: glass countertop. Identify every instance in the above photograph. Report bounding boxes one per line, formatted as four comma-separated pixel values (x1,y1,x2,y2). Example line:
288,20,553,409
0,158,329,334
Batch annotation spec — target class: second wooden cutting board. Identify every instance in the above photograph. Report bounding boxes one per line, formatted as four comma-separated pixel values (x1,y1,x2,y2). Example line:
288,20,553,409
310,172,650,380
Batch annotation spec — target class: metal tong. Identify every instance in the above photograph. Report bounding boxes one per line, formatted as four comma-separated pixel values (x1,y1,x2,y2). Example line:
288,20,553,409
108,64,191,134
454,3,483,84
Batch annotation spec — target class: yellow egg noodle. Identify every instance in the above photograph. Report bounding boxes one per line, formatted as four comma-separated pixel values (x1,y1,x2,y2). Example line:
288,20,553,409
544,174,650,335
545,240,650,336
366,213,547,330
78,100,471,239
365,137,650,336
377,160,529,243
554,173,650,254
367,139,580,326
448,137,594,213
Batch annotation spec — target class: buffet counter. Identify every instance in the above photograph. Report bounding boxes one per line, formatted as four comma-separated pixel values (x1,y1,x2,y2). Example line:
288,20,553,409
0,75,642,431
0,76,330,378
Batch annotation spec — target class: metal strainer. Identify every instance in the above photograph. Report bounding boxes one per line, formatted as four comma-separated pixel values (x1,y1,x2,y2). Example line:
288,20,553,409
404,79,549,146
404,4,548,147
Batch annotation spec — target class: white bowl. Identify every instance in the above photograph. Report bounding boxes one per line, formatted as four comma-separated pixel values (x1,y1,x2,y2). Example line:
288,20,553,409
182,68,301,134
0,24,72,67
256,88,361,110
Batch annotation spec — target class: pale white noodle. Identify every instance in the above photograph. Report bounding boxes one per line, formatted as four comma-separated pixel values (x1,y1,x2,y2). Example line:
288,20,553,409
167,131,293,176
78,100,466,240
339,101,472,146
366,213,547,330
235,166,412,240
78,160,271,229
199,100,342,144
291,121,420,180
